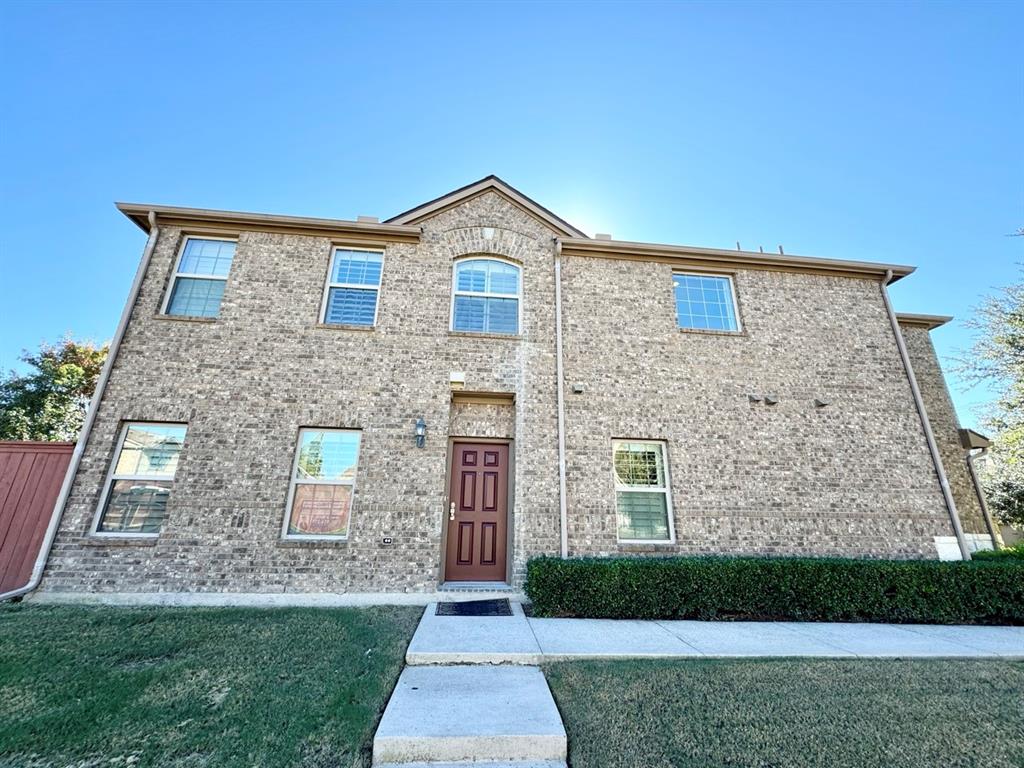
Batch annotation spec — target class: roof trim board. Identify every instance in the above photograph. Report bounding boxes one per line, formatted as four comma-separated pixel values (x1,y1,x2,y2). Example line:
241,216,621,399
116,177,923,283
383,175,588,238
895,312,954,329
560,236,916,282
116,203,422,243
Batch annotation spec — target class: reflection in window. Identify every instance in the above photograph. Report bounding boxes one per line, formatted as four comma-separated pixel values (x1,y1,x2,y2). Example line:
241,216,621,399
673,273,739,332
285,429,361,538
613,440,673,542
166,238,236,318
96,423,187,535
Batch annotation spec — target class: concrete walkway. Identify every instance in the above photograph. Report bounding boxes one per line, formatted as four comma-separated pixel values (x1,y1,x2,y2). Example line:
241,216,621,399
373,603,1022,765
406,602,1024,664
373,666,566,767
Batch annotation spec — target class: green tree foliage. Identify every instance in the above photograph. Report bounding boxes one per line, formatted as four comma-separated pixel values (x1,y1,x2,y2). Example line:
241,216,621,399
0,337,108,441
961,265,1024,528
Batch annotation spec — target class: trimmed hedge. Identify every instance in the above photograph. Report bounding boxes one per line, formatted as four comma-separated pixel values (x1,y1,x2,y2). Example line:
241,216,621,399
973,542,1024,561
525,555,1024,624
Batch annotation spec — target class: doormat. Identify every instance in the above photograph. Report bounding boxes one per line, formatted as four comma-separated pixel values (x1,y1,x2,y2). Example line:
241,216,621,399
436,599,512,617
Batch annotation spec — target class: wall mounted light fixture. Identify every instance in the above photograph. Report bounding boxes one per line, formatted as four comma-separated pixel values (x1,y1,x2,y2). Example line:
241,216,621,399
415,417,426,448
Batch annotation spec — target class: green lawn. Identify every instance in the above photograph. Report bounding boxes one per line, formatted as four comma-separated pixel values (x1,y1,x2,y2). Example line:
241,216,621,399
0,603,422,768
545,658,1024,768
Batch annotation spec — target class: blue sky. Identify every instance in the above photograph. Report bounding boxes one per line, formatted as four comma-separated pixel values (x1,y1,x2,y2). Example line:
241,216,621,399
1,1,1020,429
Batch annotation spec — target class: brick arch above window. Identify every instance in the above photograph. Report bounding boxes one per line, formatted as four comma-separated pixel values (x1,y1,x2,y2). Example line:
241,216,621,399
438,226,537,265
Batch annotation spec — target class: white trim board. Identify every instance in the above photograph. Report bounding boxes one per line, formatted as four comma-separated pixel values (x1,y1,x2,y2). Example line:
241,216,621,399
26,590,526,608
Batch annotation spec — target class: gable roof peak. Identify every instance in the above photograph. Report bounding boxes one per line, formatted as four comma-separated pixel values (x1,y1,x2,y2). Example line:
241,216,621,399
385,175,587,238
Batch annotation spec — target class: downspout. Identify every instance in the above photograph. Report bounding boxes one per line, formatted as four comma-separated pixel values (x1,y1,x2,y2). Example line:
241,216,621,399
0,211,160,602
966,447,1004,548
881,269,971,560
554,238,569,558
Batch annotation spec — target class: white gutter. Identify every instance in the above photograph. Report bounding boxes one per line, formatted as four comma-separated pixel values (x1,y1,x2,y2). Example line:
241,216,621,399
554,238,569,558
881,269,971,560
966,447,1004,548
1,211,160,601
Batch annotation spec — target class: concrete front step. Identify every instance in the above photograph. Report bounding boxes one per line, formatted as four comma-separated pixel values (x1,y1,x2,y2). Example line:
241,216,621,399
372,666,567,765
407,602,541,665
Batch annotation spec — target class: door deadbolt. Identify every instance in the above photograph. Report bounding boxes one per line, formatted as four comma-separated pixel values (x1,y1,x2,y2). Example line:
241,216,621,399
449,502,456,521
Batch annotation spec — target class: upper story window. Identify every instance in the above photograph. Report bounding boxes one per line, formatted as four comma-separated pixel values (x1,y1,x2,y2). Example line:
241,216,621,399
673,273,740,332
283,428,361,539
322,248,384,327
451,258,521,335
93,423,187,536
164,237,236,318
613,440,674,543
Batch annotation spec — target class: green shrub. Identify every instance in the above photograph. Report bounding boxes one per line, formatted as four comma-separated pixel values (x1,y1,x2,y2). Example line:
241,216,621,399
525,555,1024,624
972,542,1024,560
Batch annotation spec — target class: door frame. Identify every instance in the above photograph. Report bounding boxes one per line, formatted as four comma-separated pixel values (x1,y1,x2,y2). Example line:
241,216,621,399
440,437,515,584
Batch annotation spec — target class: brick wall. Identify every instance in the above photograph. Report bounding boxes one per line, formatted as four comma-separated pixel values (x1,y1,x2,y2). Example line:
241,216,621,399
899,322,988,536
39,191,961,595
560,259,956,558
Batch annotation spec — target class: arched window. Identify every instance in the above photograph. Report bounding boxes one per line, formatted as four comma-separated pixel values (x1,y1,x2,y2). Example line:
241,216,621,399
451,258,521,335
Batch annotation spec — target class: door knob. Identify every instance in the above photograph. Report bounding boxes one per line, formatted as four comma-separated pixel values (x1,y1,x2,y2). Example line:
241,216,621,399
449,502,456,521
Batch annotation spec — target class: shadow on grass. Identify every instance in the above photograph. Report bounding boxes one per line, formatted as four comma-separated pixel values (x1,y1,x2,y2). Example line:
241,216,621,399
0,603,422,768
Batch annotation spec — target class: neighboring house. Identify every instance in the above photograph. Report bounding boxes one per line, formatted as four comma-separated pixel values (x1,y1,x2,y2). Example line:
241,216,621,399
26,176,995,599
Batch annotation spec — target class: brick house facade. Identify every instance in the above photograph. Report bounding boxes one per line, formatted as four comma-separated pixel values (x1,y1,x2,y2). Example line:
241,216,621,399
34,177,995,599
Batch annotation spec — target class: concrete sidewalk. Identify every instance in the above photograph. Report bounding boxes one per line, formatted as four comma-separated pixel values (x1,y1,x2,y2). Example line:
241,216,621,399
406,602,1024,664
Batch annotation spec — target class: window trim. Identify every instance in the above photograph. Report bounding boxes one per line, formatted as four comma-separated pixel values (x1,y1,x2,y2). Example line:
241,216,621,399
281,427,362,542
672,271,742,333
449,256,523,336
612,439,676,545
319,247,385,327
90,421,188,539
161,235,238,317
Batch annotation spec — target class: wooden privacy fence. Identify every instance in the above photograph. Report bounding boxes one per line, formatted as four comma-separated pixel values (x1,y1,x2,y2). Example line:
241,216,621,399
0,441,74,596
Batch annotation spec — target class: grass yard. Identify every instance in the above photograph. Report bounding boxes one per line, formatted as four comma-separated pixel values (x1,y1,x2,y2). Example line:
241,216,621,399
0,603,422,768
545,658,1024,768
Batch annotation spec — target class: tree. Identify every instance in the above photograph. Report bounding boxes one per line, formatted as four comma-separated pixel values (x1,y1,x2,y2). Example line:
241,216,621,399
0,337,108,442
960,264,1024,528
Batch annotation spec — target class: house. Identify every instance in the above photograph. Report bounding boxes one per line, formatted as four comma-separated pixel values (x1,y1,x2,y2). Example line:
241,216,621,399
25,176,998,601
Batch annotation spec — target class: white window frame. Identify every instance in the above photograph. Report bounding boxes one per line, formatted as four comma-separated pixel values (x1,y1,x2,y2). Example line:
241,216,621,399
161,235,238,317
673,271,742,333
281,428,362,541
90,421,187,538
612,439,676,545
449,256,523,335
319,247,385,327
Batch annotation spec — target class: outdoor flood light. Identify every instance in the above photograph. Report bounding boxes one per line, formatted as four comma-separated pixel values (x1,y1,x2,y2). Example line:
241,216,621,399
415,417,426,448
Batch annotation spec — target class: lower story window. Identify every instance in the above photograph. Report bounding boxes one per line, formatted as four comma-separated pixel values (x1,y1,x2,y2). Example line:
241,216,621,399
613,440,674,542
94,422,187,535
283,428,361,539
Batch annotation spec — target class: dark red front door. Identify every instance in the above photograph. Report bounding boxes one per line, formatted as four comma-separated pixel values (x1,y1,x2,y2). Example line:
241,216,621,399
445,442,509,582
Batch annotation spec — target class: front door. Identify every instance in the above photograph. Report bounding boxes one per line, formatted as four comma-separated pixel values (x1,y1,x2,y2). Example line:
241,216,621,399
445,442,509,582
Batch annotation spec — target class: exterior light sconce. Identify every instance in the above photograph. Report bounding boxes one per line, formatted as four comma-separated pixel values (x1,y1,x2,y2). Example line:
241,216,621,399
764,395,779,406
415,417,426,448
